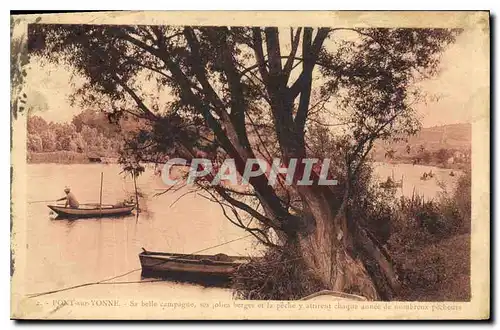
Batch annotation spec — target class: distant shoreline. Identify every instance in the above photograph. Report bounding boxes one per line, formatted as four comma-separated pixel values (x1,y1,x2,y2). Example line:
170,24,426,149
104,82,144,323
374,158,469,171
27,152,467,172
27,151,118,164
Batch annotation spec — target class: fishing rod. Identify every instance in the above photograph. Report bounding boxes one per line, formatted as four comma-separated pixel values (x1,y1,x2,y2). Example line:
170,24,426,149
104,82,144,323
29,200,99,205
28,200,57,204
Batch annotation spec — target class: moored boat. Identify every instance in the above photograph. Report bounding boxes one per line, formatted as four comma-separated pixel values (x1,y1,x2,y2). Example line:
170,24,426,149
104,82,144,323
379,170,404,189
47,203,135,219
379,180,403,189
139,249,252,283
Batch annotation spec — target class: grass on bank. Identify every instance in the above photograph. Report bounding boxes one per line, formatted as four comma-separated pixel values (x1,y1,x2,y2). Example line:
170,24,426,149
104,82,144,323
232,170,471,301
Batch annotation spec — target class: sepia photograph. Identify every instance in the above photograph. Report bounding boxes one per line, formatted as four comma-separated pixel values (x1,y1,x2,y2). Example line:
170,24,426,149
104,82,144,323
10,11,490,320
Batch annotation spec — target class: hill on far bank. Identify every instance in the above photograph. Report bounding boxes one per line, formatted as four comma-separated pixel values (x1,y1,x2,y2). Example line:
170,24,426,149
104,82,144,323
372,123,471,162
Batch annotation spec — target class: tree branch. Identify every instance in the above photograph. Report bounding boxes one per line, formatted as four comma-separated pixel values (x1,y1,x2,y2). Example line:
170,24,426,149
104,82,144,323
113,76,158,121
283,27,302,81
264,27,283,77
199,190,279,248
251,28,270,86
288,27,330,100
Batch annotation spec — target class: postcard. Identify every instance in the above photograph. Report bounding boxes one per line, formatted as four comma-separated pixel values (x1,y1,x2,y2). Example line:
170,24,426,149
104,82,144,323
10,11,490,320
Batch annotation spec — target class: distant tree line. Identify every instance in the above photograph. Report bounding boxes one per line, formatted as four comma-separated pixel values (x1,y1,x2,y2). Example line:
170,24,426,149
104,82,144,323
416,147,470,165
27,109,123,155
383,144,470,167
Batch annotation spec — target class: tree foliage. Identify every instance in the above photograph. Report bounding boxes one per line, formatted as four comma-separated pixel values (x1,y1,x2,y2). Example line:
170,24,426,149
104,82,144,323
26,112,123,154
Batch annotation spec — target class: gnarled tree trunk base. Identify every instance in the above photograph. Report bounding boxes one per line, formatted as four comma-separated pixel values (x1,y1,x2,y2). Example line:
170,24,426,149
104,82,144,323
297,234,380,301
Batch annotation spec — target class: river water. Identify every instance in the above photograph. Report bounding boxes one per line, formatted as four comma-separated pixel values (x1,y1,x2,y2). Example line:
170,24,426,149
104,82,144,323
23,162,461,300
372,162,461,199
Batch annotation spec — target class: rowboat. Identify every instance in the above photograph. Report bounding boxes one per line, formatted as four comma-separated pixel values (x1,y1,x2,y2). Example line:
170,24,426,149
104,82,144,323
379,179,403,189
139,249,252,284
380,170,404,189
420,170,435,181
47,203,135,218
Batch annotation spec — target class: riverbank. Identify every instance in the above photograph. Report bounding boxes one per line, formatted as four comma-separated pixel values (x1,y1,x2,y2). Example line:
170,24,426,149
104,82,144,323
27,151,118,164
378,158,469,171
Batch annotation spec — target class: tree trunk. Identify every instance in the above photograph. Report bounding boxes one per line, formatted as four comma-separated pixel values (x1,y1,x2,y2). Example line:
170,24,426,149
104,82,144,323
290,185,399,300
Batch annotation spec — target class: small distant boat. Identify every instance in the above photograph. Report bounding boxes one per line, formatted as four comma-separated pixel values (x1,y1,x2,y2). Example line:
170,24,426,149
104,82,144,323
420,170,435,181
87,156,102,163
379,179,403,189
47,203,135,219
380,170,403,189
139,249,252,281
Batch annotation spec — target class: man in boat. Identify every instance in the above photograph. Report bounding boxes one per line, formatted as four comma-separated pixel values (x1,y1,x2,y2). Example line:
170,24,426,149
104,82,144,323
56,187,80,208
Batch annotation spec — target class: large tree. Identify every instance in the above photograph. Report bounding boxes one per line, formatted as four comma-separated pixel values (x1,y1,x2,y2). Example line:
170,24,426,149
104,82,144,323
28,24,459,299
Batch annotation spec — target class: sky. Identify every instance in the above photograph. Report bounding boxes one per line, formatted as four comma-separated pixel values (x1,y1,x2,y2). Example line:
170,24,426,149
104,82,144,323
25,26,488,128
414,27,489,127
